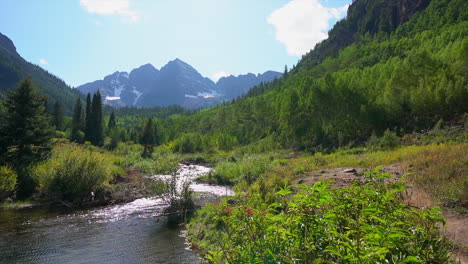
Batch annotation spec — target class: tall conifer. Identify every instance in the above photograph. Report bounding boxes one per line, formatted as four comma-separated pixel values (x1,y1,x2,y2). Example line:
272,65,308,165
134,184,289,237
52,101,64,131
141,118,155,157
108,111,116,131
0,78,53,197
91,91,104,146
71,98,84,143
84,93,92,142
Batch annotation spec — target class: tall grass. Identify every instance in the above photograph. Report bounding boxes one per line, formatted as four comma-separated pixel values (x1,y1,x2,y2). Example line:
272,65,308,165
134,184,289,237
403,144,468,208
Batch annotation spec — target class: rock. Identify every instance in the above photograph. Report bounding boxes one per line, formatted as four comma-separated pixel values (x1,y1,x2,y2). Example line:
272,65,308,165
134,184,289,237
342,168,357,173
320,170,326,173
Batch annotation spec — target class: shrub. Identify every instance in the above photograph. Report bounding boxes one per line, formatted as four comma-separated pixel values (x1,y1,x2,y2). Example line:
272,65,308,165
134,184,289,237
209,155,272,185
367,129,400,150
120,148,180,175
213,133,238,151
293,166,305,175
189,173,453,263
0,166,17,200
171,133,207,153
35,144,113,202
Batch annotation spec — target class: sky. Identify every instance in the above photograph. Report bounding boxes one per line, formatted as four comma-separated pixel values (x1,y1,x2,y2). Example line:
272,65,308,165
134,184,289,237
0,0,351,87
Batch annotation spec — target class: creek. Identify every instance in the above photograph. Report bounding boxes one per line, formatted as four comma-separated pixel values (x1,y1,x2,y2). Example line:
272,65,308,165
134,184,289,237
0,164,232,264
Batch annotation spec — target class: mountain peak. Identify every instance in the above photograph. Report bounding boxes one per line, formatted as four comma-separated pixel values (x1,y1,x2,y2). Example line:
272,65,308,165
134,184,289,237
130,63,159,76
138,63,157,70
161,58,199,75
167,58,189,66
0,32,18,55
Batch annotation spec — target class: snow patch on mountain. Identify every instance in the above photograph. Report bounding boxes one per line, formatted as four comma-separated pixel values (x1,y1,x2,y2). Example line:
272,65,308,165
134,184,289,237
197,90,220,99
114,84,125,97
132,86,142,106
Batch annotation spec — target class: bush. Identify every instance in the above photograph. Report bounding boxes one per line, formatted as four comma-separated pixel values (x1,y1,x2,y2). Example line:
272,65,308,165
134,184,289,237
208,155,272,186
171,133,207,153
0,166,17,200
35,144,113,202
367,129,400,150
120,148,180,175
189,173,453,263
213,133,238,151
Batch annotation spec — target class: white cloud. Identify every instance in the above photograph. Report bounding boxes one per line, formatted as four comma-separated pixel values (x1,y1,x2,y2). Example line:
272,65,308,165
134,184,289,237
267,0,348,56
39,59,48,65
211,71,232,82
80,0,139,23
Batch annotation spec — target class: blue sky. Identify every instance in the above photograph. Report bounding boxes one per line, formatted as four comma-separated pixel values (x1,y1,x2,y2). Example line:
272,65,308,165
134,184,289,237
0,0,350,87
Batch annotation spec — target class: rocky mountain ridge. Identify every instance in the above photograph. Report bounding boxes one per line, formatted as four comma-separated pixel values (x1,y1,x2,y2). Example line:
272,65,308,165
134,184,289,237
76,59,281,109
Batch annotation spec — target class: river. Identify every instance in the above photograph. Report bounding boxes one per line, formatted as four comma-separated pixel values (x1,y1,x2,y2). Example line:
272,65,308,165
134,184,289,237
0,164,232,264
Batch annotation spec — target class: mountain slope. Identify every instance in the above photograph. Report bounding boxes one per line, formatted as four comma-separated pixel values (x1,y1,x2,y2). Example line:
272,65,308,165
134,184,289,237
154,0,467,151
139,59,216,107
215,71,282,100
296,0,432,71
0,33,81,114
77,59,281,109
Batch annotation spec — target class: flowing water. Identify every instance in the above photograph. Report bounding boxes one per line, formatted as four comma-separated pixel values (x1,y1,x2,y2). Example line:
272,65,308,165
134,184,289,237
0,165,232,264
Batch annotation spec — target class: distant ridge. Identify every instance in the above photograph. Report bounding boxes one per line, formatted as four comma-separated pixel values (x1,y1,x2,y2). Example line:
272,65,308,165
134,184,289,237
0,32,81,114
76,59,281,109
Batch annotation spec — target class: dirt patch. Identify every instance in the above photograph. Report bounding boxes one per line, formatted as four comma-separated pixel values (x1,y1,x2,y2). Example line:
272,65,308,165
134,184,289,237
295,164,468,263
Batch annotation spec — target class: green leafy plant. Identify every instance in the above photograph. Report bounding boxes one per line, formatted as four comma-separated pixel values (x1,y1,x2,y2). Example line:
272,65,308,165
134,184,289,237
34,144,114,202
0,166,17,200
189,171,453,263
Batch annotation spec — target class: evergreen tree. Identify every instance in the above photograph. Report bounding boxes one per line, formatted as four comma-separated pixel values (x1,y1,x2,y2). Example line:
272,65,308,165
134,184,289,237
71,98,84,143
153,121,160,146
0,78,53,197
84,93,92,142
52,101,64,131
91,91,104,146
141,118,155,157
108,111,116,132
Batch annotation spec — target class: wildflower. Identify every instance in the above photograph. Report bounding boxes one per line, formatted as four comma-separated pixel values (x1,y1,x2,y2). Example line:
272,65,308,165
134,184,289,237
245,208,253,215
261,210,267,216
225,206,231,215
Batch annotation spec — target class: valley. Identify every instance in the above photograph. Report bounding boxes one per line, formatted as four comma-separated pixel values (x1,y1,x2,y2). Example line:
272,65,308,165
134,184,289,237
0,0,467,263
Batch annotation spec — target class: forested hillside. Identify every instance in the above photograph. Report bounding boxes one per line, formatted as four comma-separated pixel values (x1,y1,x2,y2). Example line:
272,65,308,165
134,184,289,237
151,0,467,152
0,33,81,114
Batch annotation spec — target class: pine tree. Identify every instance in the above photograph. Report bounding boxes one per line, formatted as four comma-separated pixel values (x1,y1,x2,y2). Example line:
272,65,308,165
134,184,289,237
0,78,53,197
52,101,64,131
108,111,116,132
84,93,92,142
71,98,84,143
91,91,104,146
141,118,155,157
153,121,160,146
